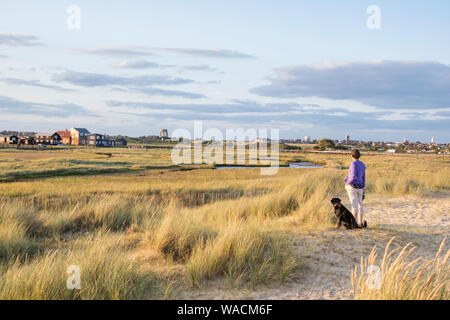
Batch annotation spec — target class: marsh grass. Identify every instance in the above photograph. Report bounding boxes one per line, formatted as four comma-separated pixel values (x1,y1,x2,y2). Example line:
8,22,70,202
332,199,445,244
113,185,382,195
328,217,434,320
0,219,39,261
0,148,448,299
152,209,216,262
187,225,298,287
352,238,449,300
0,205,41,260
0,232,153,300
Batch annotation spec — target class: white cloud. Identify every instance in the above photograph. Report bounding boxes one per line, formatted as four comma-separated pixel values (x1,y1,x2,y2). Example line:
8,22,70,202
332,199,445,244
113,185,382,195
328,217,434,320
0,32,43,46
251,61,450,109
52,70,194,87
73,46,255,59
111,60,175,69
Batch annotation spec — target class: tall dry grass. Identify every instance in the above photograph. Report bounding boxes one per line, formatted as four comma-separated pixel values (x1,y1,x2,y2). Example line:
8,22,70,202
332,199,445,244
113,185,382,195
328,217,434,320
0,232,153,300
0,205,40,260
152,208,216,262
0,149,448,299
352,238,449,300
187,225,298,287
148,206,298,287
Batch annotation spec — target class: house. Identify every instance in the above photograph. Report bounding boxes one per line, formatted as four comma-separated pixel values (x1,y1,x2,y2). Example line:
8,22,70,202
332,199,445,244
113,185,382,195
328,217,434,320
34,132,62,145
114,138,127,146
108,138,127,147
57,130,72,145
18,136,35,145
87,133,108,147
70,128,90,145
0,135,19,144
11,135,19,144
108,139,119,147
0,135,8,144
386,149,396,153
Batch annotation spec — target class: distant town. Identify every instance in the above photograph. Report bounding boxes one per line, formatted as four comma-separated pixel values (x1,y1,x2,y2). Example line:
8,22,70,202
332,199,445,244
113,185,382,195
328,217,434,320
0,129,448,154
279,135,450,154
0,128,127,147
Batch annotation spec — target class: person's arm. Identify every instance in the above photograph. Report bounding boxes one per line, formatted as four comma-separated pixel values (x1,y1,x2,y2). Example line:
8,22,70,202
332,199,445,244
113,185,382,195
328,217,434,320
362,168,366,188
362,166,366,200
345,162,355,184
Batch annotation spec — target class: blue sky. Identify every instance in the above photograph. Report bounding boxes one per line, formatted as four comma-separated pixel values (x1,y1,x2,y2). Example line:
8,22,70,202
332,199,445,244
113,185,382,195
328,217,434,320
0,1,449,142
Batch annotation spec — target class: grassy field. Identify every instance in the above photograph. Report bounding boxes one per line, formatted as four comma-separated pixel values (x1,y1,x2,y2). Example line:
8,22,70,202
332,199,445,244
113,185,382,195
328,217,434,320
0,147,448,299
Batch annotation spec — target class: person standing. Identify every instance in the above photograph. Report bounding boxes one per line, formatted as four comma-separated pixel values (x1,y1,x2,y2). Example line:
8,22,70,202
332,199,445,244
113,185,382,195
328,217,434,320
345,149,366,227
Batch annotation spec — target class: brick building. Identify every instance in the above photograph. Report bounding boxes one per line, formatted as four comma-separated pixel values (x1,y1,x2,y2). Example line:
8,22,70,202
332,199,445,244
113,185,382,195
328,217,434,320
70,128,90,145
34,132,62,145
57,130,72,145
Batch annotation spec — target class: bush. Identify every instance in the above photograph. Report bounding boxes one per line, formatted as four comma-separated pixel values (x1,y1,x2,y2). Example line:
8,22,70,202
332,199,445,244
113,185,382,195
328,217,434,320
317,139,335,150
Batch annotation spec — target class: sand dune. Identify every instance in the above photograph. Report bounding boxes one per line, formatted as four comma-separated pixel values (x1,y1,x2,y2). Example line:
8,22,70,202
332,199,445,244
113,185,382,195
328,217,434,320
180,194,450,300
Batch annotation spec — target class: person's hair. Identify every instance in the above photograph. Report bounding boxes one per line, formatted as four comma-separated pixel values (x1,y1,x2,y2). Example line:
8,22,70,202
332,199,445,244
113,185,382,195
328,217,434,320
352,149,361,159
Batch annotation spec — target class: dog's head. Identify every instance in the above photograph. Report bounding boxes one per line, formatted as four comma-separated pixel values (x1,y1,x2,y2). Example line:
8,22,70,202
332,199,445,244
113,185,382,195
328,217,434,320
330,198,341,207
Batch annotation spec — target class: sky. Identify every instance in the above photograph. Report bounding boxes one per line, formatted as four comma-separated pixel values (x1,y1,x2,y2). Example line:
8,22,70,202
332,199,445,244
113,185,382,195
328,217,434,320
0,1,449,142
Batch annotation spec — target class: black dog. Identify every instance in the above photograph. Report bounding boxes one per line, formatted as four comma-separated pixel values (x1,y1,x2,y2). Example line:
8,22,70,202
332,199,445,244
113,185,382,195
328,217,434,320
330,198,367,229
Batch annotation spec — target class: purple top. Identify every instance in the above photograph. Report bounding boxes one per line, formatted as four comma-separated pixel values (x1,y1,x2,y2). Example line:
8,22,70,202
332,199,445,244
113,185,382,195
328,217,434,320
345,160,366,187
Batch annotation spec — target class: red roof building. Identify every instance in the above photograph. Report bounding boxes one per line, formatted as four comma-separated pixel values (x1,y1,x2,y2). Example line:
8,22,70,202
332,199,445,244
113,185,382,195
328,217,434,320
57,129,72,145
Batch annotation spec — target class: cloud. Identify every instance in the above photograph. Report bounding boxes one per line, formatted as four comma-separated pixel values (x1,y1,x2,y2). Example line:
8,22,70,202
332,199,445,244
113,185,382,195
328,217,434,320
251,61,450,109
52,70,194,87
112,87,206,99
111,60,175,69
198,80,222,84
8,67,37,72
0,95,95,117
0,77,74,92
106,100,306,114
180,65,222,73
73,46,255,59
152,47,256,59
432,111,450,117
0,32,43,46
105,99,450,140
0,54,7,58
72,47,156,57
51,70,204,99
182,65,216,71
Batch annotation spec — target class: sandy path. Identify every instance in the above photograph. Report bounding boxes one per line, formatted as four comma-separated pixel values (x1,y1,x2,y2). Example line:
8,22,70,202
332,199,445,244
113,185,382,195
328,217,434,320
179,194,450,300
